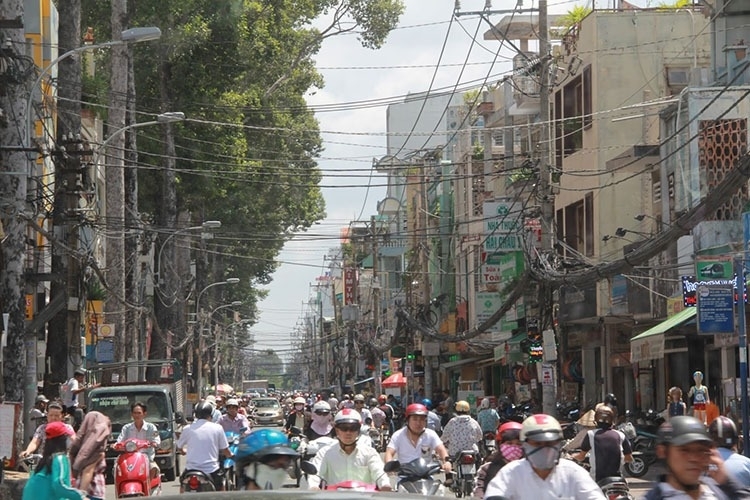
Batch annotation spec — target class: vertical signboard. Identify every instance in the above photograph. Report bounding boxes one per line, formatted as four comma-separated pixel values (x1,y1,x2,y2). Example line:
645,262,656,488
697,284,735,334
483,201,523,253
343,267,357,305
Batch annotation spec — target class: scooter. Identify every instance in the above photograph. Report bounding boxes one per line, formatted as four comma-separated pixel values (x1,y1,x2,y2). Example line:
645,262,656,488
384,458,444,496
482,431,497,458
598,476,635,500
300,461,379,491
112,438,162,497
179,470,216,493
450,450,480,498
222,430,244,491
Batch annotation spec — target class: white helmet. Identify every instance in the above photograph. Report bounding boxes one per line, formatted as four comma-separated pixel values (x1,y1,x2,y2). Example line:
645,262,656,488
293,397,306,405
520,414,563,442
334,408,362,426
312,400,331,414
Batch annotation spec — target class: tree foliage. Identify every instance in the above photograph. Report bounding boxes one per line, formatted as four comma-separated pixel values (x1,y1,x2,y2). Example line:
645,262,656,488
79,0,402,327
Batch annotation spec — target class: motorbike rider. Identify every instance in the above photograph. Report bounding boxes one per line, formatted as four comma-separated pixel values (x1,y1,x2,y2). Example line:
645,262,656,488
369,398,386,429
353,394,372,423
115,402,161,480
422,398,442,434
234,428,299,490
709,416,750,487
177,401,233,491
573,405,632,482
22,401,73,458
306,400,334,440
595,393,619,419
441,400,483,458
644,415,748,500
30,394,49,425
284,397,308,434
384,403,452,475
484,414,604,499
378,395,396,435
308,409,391,490
218,398,252,436
477,398,500,435
473,421,524,498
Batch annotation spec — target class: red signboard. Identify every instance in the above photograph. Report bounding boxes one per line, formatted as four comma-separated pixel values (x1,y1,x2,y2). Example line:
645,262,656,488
344,267,357,305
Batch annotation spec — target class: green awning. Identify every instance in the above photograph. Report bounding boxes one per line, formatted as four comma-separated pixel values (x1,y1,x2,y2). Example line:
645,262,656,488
630,307,696,363
631,307,696,342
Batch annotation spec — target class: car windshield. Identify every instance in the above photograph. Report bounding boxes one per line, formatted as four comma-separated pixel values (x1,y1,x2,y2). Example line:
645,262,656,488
254,399,279,409
89,392,170,433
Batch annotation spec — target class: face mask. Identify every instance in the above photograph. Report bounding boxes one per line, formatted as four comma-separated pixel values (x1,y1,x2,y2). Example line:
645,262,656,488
312,413,330,425
500,443,524,461
523,443,561,470
246,463,289,490
294,405,304,411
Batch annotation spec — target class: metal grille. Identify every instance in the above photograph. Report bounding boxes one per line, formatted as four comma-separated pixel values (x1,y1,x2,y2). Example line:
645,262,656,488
698,119,749,220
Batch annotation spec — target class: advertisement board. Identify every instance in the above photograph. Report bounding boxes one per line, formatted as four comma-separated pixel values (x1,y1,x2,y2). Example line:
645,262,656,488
482,201,523,253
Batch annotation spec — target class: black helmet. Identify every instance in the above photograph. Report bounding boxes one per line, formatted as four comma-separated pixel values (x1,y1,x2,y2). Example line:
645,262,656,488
658,416,711,446
594,406,615,428
709,416,738,448
194,401,214,420
604,393,617,407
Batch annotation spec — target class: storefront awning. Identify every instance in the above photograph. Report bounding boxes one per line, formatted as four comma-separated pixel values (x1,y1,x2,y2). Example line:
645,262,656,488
630,307,696,363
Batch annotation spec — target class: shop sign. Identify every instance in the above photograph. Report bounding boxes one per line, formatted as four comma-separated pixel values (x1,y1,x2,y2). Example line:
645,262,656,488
697,284,735,334
482,201,523,253
559,284,597,322
475,291,502,335
343,267,357,305
630,335,664,363
682,275,746,307
610,275,628,314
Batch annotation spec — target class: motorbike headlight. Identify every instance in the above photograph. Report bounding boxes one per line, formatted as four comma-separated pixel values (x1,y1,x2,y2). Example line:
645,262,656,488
159,438,173,451
125,441,138,453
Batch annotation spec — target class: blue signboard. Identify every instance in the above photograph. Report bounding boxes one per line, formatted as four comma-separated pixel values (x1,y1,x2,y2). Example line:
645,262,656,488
697,284,735,335
743,212,750,252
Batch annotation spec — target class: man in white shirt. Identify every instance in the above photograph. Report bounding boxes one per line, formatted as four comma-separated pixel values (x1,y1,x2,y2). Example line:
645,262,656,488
116,401,161,479
177,401,233,491
484,414,604,500
384,403,451,474
308,409,390,490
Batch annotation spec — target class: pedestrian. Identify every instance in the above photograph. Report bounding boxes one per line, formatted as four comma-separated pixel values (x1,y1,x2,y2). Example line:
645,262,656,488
69,410,110,496
22,421,86,500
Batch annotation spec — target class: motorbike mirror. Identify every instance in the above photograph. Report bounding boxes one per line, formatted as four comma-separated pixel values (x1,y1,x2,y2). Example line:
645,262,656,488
300,461,318,475
383,460,400,473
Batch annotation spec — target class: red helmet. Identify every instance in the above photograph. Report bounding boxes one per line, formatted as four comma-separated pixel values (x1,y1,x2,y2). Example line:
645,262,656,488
378,394,387,403
496,421,523,443
405,403,429,418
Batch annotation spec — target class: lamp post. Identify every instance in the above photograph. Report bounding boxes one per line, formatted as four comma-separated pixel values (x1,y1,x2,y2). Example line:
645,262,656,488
195,278,240,397
156,220,220,288
209,301,243,391
24,27,162,153
94,112,186,166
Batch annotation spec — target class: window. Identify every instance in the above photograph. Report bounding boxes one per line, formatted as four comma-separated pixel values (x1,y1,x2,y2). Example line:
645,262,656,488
558,192,595,258
554,64,592,162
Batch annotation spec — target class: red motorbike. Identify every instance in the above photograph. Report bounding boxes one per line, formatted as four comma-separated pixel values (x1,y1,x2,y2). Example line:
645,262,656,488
112,438,162,497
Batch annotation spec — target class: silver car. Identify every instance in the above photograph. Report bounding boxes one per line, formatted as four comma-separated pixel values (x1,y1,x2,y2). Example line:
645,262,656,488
251,397,284,426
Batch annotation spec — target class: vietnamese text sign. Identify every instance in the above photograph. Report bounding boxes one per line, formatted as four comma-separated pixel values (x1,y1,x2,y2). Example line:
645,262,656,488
483,201,523,253
343,267,357,305
697,284,735,334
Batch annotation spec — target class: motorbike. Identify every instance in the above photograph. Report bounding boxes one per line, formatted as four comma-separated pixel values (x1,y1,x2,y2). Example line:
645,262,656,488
384,457,444,496
597,476,635,500
222,429,244,491
298,435,336,485
450,450,480,498
179,469,216,493
481,432,497,458
287,426,305,487
376,423,391,452
112,438,162,498
623,410,661,478
300,461,379,491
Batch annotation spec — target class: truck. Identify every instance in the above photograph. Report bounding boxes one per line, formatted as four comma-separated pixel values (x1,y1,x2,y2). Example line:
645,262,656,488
85,359,187,482
242,379,269,395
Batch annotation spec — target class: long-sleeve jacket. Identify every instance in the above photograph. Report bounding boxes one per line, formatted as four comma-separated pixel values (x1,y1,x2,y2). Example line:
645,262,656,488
22,452,86,500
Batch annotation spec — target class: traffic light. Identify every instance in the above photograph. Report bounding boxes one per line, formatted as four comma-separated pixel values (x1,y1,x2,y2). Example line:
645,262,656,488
406,353,415,361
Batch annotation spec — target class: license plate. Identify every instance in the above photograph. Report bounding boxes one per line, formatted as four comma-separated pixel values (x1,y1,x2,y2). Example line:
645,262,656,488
460,464,475,475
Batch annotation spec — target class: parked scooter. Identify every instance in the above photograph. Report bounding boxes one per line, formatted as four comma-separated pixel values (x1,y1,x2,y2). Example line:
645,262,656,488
112,438,162,497
623,410,661,478
384,458,444,496
450,450,480,498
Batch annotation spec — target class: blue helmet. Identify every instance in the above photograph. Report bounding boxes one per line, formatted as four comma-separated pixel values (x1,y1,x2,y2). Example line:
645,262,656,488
422,398,432,410
235,429,298,467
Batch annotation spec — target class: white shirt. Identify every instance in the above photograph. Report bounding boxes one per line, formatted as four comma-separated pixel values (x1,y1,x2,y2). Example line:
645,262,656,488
62,378,79,407
387,427,443,464
308,441,390,490
441,414,483,457
176,419,229,474
484,457,605,499
116,421,161,461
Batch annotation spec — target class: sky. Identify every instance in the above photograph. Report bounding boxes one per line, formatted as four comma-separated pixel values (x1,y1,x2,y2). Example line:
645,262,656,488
250,0,652,358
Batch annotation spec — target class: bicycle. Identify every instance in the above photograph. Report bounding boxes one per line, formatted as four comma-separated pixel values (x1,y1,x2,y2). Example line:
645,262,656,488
414,293,448,327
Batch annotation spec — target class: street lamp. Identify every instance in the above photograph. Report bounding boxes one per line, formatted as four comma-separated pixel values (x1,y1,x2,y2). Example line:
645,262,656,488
209,301,243,390
195,278,240,396
94,112,186,167
24,27,162,153
156,220,221,288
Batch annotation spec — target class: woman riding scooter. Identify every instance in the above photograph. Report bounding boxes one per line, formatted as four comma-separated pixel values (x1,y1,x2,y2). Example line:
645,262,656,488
235,429,299,490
